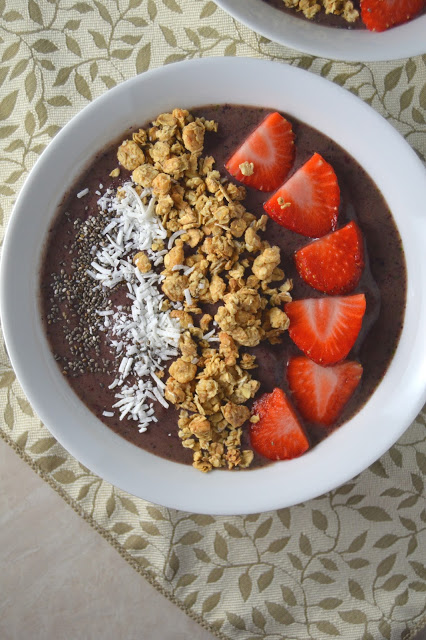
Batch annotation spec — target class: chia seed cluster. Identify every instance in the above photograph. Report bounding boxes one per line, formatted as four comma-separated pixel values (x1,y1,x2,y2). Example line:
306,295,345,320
45,209,113,377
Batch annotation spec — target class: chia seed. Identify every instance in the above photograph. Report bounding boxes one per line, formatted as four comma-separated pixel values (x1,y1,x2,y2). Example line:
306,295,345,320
46,207,114,375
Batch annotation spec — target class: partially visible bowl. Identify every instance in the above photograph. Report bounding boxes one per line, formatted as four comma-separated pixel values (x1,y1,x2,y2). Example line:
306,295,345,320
214,0,426,61
1,58,426,514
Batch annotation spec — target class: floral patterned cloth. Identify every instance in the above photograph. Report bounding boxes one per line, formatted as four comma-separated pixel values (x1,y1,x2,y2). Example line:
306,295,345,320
0,2,425,639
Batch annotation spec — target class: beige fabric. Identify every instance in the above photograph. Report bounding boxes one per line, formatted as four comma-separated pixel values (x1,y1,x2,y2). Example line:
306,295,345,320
1,2,426,638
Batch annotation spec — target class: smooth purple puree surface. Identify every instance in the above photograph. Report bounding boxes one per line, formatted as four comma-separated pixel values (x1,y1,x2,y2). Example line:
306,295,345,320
40,105,406,468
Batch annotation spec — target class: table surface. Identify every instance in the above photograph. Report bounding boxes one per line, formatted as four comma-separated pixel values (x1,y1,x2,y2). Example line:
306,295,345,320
0,437,213,640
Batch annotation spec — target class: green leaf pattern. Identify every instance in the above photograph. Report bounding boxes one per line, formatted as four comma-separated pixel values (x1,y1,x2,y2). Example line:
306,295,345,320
0,2,425,639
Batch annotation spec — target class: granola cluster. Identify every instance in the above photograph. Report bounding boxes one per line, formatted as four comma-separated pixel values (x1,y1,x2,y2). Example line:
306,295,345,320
116,108,293,472
282,0,359,22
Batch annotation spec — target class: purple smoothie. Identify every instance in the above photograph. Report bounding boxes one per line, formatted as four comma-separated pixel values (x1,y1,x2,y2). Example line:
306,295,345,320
262,0,364,28
261,0,425,30
40,105,406,467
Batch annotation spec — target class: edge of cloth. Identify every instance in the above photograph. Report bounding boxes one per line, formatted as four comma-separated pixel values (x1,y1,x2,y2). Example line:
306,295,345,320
405,615,426,640
2,424,426,640
0,427,228,640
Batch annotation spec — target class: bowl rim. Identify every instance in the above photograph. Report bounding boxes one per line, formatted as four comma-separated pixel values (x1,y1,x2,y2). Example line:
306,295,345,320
1,57,426,515
214,0,426,62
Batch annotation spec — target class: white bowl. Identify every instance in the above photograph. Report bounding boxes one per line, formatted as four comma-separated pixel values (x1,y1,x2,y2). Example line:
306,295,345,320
1,58,426,515
214,0,426,61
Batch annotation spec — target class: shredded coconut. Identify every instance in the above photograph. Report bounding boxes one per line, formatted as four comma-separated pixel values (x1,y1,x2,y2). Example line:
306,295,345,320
77,188,89,198
184,288,193,306
183,265,195,276
88,182,181,431
168,228,186,250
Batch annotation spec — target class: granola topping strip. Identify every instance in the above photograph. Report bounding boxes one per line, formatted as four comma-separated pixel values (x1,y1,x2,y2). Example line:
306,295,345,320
281,0,359,22
116,108,293,471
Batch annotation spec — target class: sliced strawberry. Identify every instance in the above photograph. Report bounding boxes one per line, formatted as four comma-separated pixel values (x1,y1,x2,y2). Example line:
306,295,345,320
225,112,295,192
287,356,363,426
360,0,425,32
285,294,366,366
294,221,364,295
250,388,309,461
263,152,340,238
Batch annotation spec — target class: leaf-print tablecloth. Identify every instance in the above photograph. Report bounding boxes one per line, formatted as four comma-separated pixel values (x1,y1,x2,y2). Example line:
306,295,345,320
0,2,425,639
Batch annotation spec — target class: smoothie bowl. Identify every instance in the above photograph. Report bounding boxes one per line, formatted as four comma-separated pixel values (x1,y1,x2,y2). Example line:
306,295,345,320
213,0,426,61
1,58,426,515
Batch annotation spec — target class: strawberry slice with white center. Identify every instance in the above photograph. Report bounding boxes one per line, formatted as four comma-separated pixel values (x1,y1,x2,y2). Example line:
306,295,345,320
263,152,340,238
225,112,295,192
285,294,366,366
250,388,310,461
294,221,365,295
287,356,363,426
